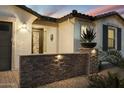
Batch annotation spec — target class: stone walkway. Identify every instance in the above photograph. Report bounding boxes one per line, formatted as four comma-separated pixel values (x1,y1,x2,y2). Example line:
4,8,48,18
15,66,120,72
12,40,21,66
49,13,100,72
0,71,19,88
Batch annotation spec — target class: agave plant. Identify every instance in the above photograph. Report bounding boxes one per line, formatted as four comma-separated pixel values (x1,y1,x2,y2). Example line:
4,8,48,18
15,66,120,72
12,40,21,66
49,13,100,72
81,27,96,43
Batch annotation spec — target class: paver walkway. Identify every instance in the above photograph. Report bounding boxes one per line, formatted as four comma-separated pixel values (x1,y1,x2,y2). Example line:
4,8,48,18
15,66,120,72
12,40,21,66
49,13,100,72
0,71,19,88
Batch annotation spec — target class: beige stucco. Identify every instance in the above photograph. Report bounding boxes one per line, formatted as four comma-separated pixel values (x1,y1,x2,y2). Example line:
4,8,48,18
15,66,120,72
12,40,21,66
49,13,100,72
32,24,58,54
58,18,75,53
0,5,37,70
73,15,124,55
74,18,94,52
94,15,124,55
0,5,124,70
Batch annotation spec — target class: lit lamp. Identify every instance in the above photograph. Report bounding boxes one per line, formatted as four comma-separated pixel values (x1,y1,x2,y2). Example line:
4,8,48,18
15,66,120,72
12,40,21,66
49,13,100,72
53,55,64,70
56,55,63,60
19,23,28,32
91,49,97,56
54,54,64,63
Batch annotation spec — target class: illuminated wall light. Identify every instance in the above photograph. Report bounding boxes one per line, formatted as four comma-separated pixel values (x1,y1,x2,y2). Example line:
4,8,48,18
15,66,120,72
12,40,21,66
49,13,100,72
19,23,28,32
55,55,63,60
91,49,96,54
91,49,97,56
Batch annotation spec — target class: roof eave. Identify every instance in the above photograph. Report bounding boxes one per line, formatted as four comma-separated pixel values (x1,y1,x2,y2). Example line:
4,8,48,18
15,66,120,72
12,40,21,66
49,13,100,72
16,5,58,22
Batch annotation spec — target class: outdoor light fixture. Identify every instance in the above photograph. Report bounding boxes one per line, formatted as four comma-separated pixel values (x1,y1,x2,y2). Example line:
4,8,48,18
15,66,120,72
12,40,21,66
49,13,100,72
91,49,96,54
19,23,28,32
55,55,63,60
91,49,97,56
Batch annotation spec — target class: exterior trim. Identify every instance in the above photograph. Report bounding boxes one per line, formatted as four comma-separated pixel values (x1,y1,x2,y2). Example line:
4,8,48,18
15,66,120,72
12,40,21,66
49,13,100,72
0,21,12,70
94,12,124,21
103,24,108,51
0,16,16,70
117,27,122,50
16,5,57,22
32,28,44,54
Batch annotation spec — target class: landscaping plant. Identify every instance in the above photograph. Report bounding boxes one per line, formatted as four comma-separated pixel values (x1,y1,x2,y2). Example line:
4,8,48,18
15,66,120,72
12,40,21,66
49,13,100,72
81,27,96,43
88,72,124,88
98,49,124,68
80,26,97,48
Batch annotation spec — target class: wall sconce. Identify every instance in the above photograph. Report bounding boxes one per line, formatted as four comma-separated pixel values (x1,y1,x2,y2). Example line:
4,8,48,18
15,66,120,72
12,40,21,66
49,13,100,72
55,55,63,60
18,23,28,32
53,55,64,70
50,34,54,41
91,49,97,56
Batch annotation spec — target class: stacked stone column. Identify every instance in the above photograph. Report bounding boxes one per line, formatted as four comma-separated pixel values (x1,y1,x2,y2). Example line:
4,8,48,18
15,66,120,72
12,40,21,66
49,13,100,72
80,48,98,74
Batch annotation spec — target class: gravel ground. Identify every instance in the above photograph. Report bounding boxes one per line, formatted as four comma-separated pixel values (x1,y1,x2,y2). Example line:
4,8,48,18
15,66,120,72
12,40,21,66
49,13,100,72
39,67,124,88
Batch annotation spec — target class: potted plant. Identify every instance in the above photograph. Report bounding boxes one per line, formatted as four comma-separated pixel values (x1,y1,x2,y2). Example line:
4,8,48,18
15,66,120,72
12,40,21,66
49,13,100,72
80,27,97,48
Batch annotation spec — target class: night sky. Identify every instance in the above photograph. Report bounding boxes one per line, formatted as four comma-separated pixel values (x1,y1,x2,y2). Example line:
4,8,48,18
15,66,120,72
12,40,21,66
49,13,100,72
26,5,124,18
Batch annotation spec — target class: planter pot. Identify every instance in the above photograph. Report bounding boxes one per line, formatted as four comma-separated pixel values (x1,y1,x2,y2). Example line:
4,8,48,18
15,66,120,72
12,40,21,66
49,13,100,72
80,42,97,48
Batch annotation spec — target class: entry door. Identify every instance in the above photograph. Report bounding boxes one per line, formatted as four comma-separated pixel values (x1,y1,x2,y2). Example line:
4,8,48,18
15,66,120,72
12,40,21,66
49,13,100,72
32,28,44,54
0,22,12,71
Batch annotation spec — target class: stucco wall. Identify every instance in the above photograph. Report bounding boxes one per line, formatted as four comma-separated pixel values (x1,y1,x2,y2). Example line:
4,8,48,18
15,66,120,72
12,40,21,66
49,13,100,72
58,18,75,53
74,16,124,55
32,24,57,54
74,18,93,52
0,5,37,70
74,19,81,52
94,15,124,55
1,6,124,70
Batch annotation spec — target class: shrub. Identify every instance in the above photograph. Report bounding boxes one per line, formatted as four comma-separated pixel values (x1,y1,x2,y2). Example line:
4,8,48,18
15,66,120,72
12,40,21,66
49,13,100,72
88,72,124,88
98,49,124,68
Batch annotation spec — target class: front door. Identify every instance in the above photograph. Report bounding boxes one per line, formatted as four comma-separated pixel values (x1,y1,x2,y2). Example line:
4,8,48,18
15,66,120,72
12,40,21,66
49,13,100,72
32,28,44,54
0,21,12,71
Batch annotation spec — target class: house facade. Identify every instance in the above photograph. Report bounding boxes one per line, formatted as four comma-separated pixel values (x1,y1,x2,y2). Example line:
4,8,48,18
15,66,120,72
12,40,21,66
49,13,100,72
0,5,124,70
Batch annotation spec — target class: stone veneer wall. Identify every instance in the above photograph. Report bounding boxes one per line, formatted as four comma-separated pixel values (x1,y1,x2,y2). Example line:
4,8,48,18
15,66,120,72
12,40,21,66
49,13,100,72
20,53,89,88
80,48,98,74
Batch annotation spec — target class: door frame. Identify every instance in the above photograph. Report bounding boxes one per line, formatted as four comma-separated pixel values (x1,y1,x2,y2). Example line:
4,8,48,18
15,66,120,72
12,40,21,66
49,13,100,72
32,28,44,53
0,21,12,70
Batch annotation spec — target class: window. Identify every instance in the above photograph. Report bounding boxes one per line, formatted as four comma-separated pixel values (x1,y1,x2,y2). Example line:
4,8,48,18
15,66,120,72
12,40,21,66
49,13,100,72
108,28,115,49
103,25,121,51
